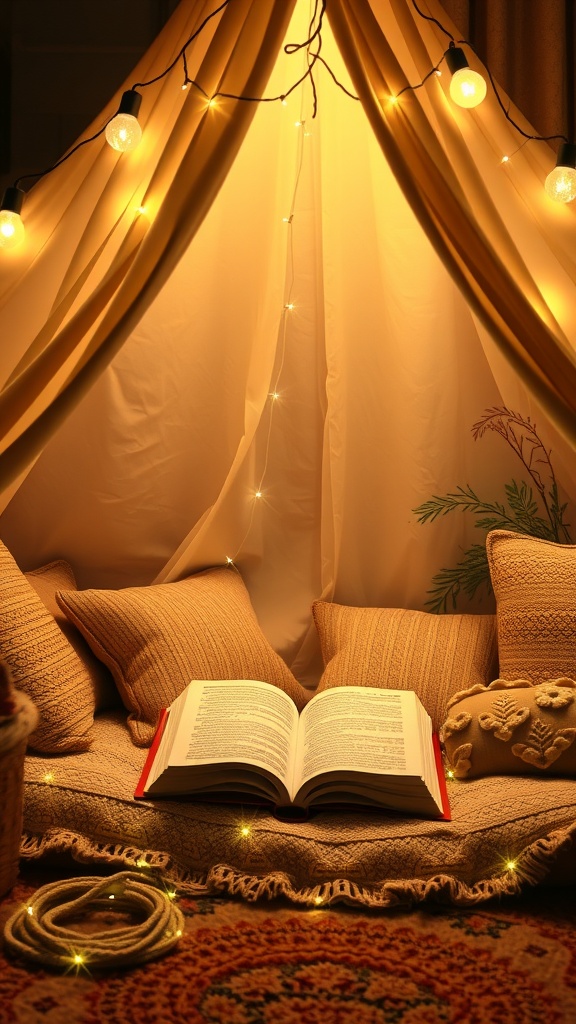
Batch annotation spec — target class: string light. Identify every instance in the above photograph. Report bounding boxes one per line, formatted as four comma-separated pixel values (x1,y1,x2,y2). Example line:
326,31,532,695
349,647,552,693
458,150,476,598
505,858,517,872
42,771,55,784
444,44,487,109
1,0,359,245
0,187,25,249
545,142,576,203
104,90,143,151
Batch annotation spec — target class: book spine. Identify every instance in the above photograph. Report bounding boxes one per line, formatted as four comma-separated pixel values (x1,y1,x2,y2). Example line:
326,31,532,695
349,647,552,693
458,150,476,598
134,708,170,799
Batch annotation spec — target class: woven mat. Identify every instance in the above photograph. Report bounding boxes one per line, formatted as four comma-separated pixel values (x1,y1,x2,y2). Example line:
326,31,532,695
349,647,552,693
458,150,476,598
1,865,575,1023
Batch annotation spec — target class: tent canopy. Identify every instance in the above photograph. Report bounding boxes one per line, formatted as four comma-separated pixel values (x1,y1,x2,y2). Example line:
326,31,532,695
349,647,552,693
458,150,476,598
1,0,575,683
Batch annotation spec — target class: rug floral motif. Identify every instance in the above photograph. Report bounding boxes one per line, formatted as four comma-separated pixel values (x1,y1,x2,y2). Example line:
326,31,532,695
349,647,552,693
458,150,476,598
1,869,575,1023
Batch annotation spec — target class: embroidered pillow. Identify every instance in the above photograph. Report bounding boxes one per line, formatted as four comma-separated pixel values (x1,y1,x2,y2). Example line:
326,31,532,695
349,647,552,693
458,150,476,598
486,530,576,683
442,678,576,779
0,542,100,753
312,602,498,731
56,566,308,747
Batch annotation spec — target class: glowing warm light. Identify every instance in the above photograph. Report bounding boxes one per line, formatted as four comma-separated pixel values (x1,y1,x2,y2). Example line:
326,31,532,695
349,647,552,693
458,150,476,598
501,155,509,164
285,302,295,311
446,769,455,780
505,859,517,872
445,46,486,109
270,392,280,401
136,859,149,868
226,556,234,565
26,906,34,916
314,896,323,905
105,90,142,152
388,95,398,106
106,114,142,151
0,209,25,249
208,97,217,108
43,772,55,784
295,120,304,127
255,491,262,499
73,954,84,965
108,894,115,900
166,890,177,900
449,68,487,108
240,825,251,837
176,929,183,937
545,165,576,203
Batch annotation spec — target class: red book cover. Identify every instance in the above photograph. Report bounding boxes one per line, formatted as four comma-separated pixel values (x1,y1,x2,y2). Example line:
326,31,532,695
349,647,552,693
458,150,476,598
134,707,169,799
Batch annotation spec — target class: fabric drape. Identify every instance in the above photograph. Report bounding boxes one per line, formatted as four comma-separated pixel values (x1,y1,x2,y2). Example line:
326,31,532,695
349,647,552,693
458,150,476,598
0,0,297,494
1,0,575,686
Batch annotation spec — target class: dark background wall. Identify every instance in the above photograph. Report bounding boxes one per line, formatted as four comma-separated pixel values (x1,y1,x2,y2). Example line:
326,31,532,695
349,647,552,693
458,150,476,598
0,0,180,196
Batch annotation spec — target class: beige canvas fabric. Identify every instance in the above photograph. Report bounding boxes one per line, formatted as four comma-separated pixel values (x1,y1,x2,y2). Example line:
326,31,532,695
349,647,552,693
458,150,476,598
21,710,576,907
442,678,576,779
313,602,498,731
487,530,576,683
56,566,309,747
0,541,99,753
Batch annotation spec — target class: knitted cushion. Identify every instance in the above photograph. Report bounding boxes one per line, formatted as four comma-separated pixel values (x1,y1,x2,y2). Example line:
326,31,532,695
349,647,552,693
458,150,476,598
486,530,576,683
56,566,308,747
312,602,498,731
0,541,99,753
442,678,576,779
25,561,118,711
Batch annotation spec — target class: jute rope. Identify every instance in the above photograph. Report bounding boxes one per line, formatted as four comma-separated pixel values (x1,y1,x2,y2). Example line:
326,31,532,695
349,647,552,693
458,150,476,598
3,870,185,969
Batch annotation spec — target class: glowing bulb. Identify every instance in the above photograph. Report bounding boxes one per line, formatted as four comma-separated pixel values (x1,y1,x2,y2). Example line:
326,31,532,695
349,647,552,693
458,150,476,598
166,890,177,900
226,556,234,565
446,769,455,780
0,187,25,250
26,906,34,916
285,302,295,310
505,859,517,871
240,825,251,837
314,896,323,905
73,954,84,965
255,491,262,499
389,95,398,106
545,143,576,203
105,90,142,152
501,155,509,164
445,46,486,108
43,772,55,784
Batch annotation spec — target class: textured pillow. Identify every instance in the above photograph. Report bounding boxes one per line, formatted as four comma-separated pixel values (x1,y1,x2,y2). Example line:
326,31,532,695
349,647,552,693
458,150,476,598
312,602,498,731
486,530,576,683
0,541,100,753
442,678,576,779
25,561,119,711
56,566,309,747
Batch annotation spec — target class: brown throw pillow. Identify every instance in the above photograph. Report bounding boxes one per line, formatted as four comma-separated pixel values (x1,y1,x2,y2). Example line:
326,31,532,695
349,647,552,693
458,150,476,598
25,561,119,711
486,530,576,683
442,678,576,779
312,602,498,731
56,566,308,747
0,541,100,753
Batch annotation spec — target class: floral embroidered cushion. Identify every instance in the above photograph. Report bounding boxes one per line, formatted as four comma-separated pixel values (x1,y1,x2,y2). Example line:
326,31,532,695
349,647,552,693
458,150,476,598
57,566,309,747
441,678,576,779
486,530,576,683
312,602,498,731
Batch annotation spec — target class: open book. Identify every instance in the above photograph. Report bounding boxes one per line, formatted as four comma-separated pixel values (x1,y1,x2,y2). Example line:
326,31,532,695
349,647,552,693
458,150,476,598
135,680,450,820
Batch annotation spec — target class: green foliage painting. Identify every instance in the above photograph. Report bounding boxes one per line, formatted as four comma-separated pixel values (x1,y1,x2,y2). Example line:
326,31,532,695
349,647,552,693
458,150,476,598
413,406,572,613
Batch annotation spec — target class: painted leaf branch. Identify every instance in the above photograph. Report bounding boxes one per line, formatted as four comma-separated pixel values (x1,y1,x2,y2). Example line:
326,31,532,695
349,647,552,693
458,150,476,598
413,407,572,613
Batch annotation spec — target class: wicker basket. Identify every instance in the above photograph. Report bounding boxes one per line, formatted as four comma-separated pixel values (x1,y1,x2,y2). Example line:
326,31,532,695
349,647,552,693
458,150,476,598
0,690,38,898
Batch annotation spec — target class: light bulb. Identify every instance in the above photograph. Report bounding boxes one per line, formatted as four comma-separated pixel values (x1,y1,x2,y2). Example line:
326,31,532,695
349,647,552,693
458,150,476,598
0,186,25,249
445,46,487,109
105,90,143,152
545,143,576,203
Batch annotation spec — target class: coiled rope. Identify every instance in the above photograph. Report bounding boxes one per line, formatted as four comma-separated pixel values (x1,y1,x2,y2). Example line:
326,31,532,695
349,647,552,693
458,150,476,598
3,870,185,970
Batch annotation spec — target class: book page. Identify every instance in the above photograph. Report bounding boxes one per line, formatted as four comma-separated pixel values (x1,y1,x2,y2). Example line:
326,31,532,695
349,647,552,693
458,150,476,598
293,687,423,795
167,679,299,788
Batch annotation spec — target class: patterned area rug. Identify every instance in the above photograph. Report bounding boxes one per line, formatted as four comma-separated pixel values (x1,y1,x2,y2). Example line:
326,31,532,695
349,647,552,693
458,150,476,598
1,867,575,1023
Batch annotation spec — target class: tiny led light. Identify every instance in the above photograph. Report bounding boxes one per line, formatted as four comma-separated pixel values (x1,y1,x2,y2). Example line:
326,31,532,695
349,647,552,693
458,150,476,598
505,859,517,872
73,954,84,965
43,772,55,784
501,155,510,164
240,825,251,837
314,895,323,905
26,906,34,916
